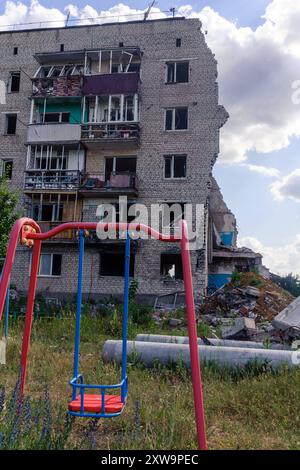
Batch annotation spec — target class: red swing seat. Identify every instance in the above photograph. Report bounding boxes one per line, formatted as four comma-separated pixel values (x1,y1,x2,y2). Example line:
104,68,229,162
68,393,125,414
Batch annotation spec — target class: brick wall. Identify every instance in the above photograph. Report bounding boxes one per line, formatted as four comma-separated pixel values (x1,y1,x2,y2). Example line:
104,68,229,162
0,18,228,300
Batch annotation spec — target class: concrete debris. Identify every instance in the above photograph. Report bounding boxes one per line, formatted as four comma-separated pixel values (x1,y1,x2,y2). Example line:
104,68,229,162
0,337,6,365
272,296,300,335
169,318,183,327
200,272,296,345
245,286,260,298
221,317,256,340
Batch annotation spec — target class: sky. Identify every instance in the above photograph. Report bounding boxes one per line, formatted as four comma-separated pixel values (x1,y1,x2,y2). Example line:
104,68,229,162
1,0,300,276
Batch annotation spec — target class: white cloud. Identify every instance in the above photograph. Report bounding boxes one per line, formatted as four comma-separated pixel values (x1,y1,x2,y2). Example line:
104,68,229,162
191,2,300,165
270,169,300,202
1,1,299,168
239,235,300,275
0,0,66,28
242,163,280,178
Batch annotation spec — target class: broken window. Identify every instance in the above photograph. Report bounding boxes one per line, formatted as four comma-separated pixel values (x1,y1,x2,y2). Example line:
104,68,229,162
86,94,138,123
30,145,69,170
162,202,185,229
39,253,62,276
9,72,21,92
164,155,186,178
105,156,137,180
42,112,70,123
124,96,134,121
176,38,182,48
100,253,135,277
13,47,18,55
1,160,13,179
33,203,63,222
5,114,17,135
165,108,188,130
128,63,140,73
110,96,121,121
166,62,189,84
35,66,52,78
160,254,183,280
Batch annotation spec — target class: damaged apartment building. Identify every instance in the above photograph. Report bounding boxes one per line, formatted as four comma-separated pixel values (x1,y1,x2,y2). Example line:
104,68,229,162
208,177,267,291
0,17,263,302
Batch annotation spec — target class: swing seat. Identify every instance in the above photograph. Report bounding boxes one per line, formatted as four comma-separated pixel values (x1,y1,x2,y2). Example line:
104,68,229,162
68,393,125,414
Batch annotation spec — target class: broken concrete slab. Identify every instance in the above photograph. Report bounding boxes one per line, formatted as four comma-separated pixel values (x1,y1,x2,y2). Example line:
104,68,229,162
169,318,183,327
222,317,256,340
244,286,261,297
272,296,300,334
0,337,6,365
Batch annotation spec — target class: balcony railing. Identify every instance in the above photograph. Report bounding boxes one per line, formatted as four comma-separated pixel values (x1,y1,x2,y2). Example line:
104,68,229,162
81,123,139,141
80,172,138,194
24,170,80,191
28,123,81,144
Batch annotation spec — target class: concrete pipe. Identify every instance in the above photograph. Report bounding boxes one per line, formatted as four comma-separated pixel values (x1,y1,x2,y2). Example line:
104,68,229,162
102,340,296,369
135,334,289,351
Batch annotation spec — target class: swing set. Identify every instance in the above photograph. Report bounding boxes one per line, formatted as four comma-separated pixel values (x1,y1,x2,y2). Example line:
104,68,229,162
0,218,207,450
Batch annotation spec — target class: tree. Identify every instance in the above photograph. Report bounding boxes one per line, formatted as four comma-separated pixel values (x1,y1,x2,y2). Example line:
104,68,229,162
0,177,20,258
270,272,300,297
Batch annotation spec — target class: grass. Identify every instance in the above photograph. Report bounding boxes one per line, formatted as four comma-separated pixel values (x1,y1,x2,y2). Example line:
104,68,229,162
0,310,300,450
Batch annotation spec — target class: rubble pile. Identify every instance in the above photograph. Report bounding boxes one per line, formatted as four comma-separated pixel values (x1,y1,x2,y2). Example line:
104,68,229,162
200,272,298,344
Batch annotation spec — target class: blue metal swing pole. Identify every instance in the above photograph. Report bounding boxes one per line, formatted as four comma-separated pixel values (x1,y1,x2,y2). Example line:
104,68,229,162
72,229,85,400
121,230,130,402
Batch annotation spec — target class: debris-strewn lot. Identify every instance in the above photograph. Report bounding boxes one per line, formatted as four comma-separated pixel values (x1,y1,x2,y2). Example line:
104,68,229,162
200,272,297,344
1,315,300,450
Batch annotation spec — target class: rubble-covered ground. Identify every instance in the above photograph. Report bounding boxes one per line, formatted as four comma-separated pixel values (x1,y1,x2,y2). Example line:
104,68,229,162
201,272,294,321
199,272,297,344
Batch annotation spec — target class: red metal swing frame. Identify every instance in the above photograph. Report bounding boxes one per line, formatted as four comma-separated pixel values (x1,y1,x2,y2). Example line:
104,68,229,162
0,218,207,450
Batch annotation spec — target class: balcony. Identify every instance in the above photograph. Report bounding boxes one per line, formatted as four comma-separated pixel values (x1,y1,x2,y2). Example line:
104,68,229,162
80,123,139,148
27,123,81,144
79,172,138,197
32,76,82,98
24,170,80,192
82,72,139,95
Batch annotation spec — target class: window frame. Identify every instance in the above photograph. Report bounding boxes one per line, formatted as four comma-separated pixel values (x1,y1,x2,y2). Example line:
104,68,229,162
160,253,183,280
161,202,186,230
4,113,17,135
8,71,21,93
164,107,188,131
0,159,13,180
164,154,187,180
165,61,189,84
100,252,135,277
37,253,62,277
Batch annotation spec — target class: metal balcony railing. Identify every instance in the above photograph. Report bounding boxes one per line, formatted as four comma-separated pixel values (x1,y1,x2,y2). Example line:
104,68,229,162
80,172,138,192
81,123,139,141
24,170,81,190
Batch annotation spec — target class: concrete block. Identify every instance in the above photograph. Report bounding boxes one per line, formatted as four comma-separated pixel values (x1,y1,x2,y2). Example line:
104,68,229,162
0,337,6,365
222,317,256,340
272,296,300,332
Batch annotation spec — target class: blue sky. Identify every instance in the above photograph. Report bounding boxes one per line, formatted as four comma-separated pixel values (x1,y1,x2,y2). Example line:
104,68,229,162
1,1,300,274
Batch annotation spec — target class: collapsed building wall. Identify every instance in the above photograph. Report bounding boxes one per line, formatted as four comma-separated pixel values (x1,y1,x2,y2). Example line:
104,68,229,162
208,176,268,291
